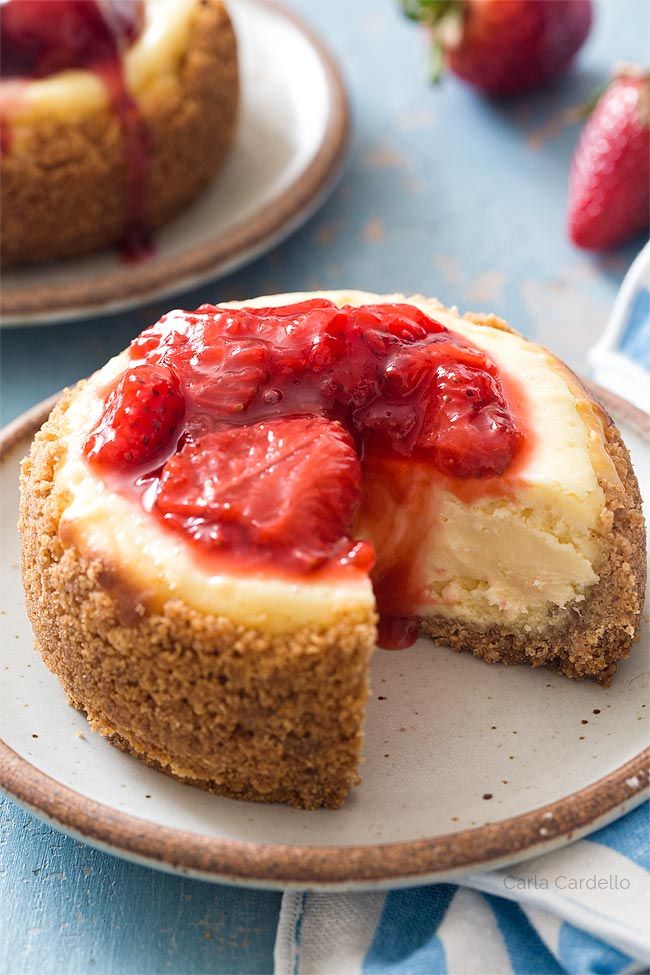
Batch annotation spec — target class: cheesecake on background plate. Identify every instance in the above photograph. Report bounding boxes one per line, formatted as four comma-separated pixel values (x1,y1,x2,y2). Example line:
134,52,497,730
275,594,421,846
0,0,238,264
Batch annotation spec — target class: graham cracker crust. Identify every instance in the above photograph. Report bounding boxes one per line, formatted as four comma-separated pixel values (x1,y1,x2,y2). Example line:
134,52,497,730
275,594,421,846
1,0,238,266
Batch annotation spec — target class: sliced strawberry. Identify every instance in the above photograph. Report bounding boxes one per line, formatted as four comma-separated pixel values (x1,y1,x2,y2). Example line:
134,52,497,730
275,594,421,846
84,363,185,471
183,338,270,416
207,301,348,378
353,400,422,454
155,416,363,569
354,303,444,349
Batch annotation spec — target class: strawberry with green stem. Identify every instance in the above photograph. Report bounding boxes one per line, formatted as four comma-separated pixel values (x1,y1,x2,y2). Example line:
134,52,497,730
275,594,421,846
399,0,592,96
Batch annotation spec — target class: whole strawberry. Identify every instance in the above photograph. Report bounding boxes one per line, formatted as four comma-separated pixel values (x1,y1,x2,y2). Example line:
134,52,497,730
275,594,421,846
568,70,650,250
400,0,592,96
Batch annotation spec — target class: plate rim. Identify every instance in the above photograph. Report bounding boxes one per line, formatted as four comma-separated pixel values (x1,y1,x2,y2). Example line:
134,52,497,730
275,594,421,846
0,0,350,324
0,387,648,889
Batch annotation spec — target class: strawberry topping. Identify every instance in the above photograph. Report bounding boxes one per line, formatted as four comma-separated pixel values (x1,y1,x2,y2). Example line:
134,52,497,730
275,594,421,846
84,363,185,471
419,358,521,478
0,0,143,80
155,416,371,572
83,300,526,643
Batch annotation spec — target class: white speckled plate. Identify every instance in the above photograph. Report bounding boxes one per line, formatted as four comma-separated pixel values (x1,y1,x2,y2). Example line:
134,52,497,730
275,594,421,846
1,0,348,326
0,390,648,890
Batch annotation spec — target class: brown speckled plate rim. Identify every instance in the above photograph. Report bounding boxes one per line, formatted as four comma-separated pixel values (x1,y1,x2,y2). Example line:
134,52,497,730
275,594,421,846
1,0,350,322
0,387,648,889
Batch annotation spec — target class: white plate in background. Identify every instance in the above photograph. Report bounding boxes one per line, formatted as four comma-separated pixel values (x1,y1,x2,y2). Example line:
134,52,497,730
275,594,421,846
1,0,348,326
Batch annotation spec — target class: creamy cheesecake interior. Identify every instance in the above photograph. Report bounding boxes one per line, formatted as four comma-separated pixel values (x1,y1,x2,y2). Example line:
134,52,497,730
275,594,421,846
54,291,621,638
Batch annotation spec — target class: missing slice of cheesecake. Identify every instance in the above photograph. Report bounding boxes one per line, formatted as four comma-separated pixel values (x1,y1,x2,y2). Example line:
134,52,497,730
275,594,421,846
19,291,646,809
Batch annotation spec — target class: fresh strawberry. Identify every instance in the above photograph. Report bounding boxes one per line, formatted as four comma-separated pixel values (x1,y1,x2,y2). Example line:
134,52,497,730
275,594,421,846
400,0,592,96
84,363,185,471
568,70,650,250
155,416,363,569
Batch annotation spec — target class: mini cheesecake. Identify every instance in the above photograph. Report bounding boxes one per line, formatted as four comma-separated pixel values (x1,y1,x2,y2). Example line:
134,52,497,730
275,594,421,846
19,291,646,809
0,0,238,264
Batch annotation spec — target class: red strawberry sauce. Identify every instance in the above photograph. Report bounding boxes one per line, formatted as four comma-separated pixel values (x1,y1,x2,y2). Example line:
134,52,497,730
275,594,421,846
84,300,531,648
0,0,151,260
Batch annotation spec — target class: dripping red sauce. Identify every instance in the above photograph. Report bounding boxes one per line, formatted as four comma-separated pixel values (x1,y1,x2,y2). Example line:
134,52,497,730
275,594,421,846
82,300,532,649
0,0,151,259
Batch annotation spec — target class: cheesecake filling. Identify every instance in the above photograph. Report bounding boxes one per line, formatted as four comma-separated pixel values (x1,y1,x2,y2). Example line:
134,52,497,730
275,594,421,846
55,292,611,638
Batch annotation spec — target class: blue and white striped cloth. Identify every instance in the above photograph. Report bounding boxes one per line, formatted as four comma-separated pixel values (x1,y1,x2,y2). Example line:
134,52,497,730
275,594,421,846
275,802,650,975
275,250,650,975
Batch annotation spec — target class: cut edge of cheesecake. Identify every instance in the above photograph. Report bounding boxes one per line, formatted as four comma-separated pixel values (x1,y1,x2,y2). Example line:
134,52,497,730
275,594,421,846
420,398,646,684
20,389,377,809
18,293,647,809
418,302,645,685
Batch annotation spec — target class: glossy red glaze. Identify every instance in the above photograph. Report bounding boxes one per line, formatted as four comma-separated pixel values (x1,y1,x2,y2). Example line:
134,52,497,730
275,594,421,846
85,300,529,645
377,616,421,651
155,415,375,573
0,0,143,79
85,362,186,472
0,0,150,256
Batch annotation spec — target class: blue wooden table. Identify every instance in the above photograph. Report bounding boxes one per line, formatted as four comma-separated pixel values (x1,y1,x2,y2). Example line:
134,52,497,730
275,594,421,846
1,1,646,972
